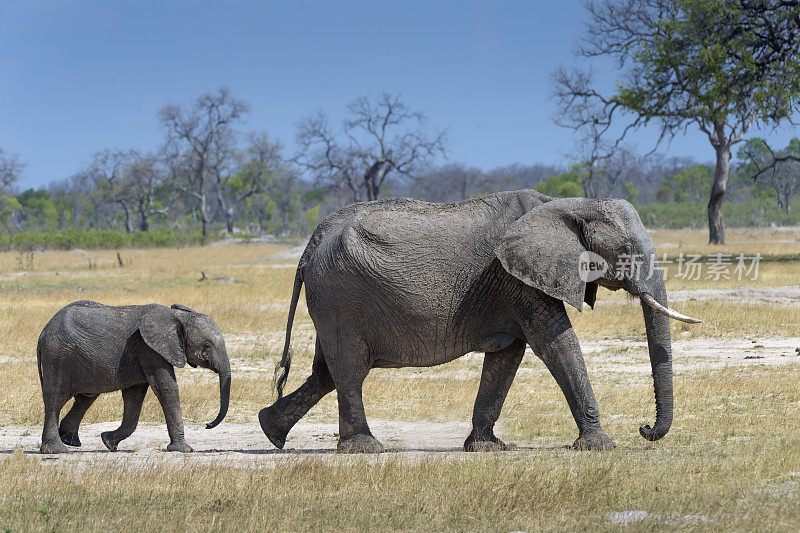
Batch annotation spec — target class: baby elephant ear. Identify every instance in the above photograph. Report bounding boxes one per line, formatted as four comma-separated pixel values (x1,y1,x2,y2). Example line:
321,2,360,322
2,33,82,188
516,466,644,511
139,306,187,368
495,200,591,311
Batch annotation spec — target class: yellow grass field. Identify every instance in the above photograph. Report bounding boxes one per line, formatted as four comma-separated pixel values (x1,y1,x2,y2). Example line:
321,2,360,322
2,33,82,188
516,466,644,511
0,226,799,531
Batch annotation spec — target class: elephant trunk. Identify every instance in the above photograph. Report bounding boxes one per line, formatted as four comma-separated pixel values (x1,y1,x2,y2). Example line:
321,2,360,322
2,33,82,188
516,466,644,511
638,277,674,441
206,356,231,430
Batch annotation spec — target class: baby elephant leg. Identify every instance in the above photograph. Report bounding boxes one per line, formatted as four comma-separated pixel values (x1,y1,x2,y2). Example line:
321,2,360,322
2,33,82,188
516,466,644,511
142,365,192,452
59,394,99,447
101,384,148,452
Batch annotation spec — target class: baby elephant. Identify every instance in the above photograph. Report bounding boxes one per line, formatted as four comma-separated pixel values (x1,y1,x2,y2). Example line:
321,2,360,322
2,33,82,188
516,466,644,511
37,300,230,454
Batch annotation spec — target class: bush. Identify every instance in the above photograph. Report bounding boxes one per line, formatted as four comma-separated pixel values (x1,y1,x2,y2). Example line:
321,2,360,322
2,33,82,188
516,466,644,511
635,197,800,229
0,230,205,251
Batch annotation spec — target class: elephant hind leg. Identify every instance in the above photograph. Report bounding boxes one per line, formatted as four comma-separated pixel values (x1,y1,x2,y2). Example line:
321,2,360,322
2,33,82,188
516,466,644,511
323,338,383,454
40,389,71,454
259,338,335,449
59,393,99,447
101,384,148,452
465,338,525,452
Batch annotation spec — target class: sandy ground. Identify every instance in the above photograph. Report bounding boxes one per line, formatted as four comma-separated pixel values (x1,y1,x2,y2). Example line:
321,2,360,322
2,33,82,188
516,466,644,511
667,285,800,307
222,334,800,378
581,336,800,373
3,333,798,468
0,420,497,469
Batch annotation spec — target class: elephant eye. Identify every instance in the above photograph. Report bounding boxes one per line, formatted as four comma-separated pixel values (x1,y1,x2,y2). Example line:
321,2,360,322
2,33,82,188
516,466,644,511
203,340,212,349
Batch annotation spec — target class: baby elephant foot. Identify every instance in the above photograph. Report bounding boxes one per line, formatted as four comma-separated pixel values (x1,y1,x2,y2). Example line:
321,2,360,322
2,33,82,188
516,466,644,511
59,428,81,447
100,431,121,452
40,439,70,454
337,434,385,454
166,441,194,453
571,430,616,451
464,432,517,452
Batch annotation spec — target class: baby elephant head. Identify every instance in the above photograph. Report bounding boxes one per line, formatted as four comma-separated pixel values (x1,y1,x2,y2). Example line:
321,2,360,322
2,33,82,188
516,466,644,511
139,304,230,429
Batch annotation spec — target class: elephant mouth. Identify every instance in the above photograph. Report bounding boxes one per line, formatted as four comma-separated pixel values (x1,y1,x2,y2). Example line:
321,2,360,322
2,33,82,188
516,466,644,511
640,293,702,324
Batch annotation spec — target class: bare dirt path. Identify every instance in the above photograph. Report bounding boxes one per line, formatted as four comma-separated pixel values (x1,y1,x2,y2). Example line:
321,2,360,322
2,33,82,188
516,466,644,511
666,286,800,307
221,335,800,379
582,336,800,373
0,419,515,469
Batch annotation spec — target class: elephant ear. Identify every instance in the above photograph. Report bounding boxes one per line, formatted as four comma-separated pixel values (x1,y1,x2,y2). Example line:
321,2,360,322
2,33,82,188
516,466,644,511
139,306,187,368
495,201,595,311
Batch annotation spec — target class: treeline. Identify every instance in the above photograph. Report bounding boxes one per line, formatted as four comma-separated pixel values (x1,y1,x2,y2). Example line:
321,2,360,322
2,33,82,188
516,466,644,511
2,144,799,244
1,88,799,250
405,145,800,227
1,89,334,239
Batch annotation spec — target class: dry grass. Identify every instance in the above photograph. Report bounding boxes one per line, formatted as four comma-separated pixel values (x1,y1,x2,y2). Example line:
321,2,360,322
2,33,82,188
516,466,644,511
1,365,800,531
0,229,799,531
651,225,800,257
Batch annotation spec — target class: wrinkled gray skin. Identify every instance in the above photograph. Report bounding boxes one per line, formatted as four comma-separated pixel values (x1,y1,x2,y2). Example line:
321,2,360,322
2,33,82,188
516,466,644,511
260,191,693,453
37,301,230,454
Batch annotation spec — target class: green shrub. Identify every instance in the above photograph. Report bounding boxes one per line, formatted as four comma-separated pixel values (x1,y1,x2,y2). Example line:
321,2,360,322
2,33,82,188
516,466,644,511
635,196,800,228
0,230,205,251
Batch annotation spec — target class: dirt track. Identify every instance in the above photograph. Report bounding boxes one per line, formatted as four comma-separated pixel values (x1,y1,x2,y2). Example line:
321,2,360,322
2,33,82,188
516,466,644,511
4,334,799,468
0,420,495,468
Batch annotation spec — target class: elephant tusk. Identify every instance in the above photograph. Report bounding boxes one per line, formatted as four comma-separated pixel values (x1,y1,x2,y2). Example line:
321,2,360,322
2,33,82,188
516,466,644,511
641,293,702,324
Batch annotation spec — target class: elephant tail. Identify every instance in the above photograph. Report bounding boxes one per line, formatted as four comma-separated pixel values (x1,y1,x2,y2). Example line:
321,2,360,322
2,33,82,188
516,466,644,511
274,268,303,399
36,341,44,390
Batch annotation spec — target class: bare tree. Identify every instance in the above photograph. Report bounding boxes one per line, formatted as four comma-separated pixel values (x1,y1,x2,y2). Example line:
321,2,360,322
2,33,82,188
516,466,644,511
296,93,447,203
69,169,112,230
159,87,249,238
410,163,482,202
0,148,25,194
553,75,620,198
595,146,641,198
295,112,363,202
555,1,800,243
124,154,168,231
218,131,283,232
89,149,138,232
739,137,800,213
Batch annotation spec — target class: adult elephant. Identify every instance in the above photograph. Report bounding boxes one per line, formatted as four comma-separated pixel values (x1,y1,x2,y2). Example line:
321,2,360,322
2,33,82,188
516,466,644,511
259,191,700,453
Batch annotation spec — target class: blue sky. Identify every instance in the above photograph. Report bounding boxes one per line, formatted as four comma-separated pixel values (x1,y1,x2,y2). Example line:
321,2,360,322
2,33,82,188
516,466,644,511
2,0,798,189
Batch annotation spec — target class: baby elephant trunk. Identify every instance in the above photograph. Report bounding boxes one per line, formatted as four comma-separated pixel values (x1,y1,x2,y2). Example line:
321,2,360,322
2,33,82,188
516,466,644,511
206,359,231,429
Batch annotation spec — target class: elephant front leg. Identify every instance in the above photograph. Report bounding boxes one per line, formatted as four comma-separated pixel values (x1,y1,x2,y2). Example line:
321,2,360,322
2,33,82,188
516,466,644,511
101,384,148,452
142,365,193,452
525,305,615,451
465,339,525,452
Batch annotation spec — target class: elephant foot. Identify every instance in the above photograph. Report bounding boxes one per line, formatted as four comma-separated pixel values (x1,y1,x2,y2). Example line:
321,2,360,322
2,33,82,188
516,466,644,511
59,428,81,447
101,431,120,452
40,439,70,454
464,432,517,452
337,434,384,454
166,441,194,453
258,405,290,450
571,430,616,451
